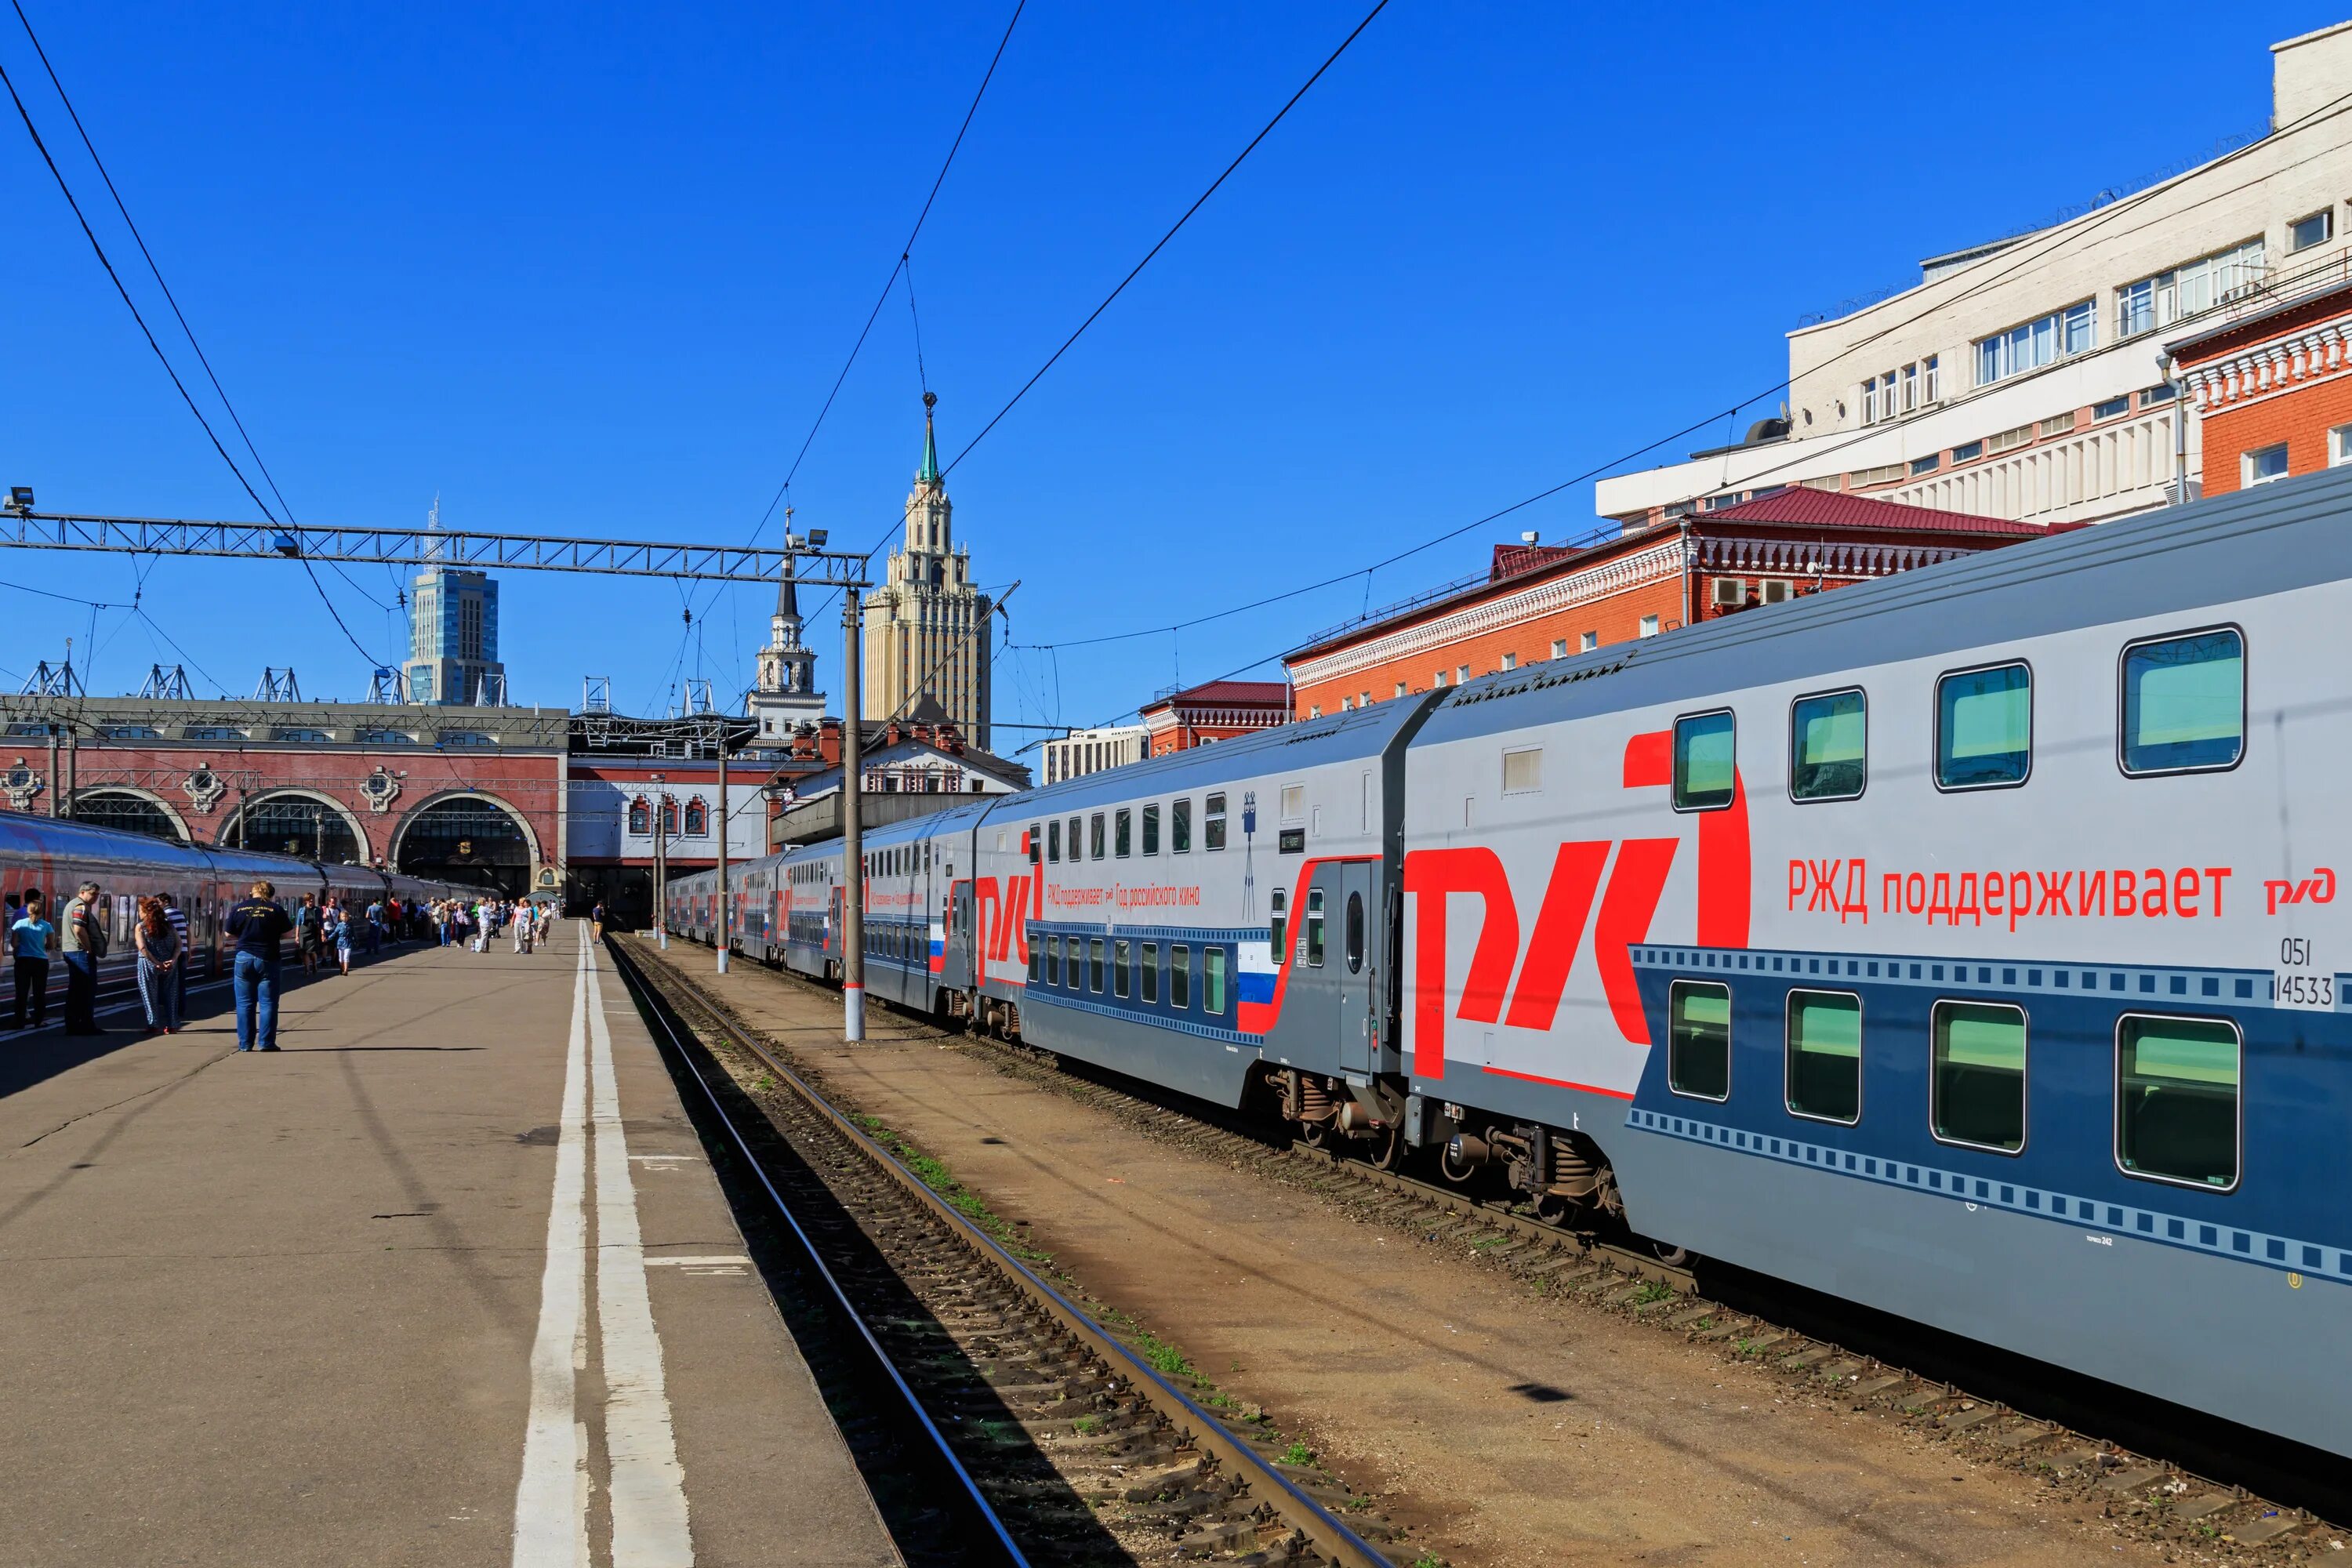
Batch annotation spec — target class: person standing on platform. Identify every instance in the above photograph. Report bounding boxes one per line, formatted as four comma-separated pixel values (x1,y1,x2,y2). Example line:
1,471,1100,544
591,901,606,942
10,891,53,1031
332,900,354,976
134,896,180,1036
224,880,292,1051
296,894,322,976
160,894,190,1022
60,882,108,1036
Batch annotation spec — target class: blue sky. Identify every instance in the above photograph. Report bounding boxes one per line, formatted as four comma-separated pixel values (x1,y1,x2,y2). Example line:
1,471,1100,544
0,1,2336,750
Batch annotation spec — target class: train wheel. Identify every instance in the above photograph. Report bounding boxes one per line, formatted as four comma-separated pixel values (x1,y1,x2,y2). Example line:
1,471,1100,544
1438,1138,1481,1186
1298,1120,1331,1151
1367,1121,1405,1172
1650,1240,1691,1268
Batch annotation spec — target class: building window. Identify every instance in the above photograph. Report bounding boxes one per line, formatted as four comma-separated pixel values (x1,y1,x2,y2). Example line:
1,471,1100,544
1789,688,1865,801
2140,382,2177,405
2092,395,2131,422
2289,208,2333,253
1431,670,1446,689
628,797,651,836
1909,454,1940,476
1976,300,2093,385
1204,792,1227,850
662,798,680,836
2116,238,2265,339
684,798,708,836
1340,697,1353,711
1950,438,1983,463
1308,703,1322,717
1900,362,1917,412
2116,1015,2239,1190
1861,376,1878,425
1668,981,1730,1101
2122,628,2243,775
1456,664,1470,684
1671,710,1736,811
2335,425,2352,466
1936,662,2031,789
1551,638,1567,659
2243,443,2289,486
1580,630,1597,652
1359,691,1371,707
1638,615,1660,638
1500,652,1516,672
1922,354,1940,404
1933,1001,2026,1153
1394,680,1408,699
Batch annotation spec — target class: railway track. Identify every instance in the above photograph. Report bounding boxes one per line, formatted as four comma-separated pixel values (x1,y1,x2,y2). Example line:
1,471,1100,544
634,935,2350,1557
605,938,1410,1568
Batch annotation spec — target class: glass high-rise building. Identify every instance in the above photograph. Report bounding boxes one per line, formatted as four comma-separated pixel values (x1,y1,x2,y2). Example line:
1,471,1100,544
404,566,505,705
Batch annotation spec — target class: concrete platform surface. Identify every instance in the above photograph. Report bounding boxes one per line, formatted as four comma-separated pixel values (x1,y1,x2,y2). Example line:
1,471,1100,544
0,923,899,1568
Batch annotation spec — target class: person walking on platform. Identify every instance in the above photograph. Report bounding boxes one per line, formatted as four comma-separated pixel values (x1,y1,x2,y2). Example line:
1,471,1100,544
225,880,292,1051
538,902,554,946
10,890,53,1031
160,894,190,1022
296,895,323,976
332,900,354,976
60,882,108,1036
134,896,181,1036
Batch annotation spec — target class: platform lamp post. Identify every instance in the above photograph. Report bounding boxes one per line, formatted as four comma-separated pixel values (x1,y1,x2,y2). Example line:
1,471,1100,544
651,770,668,950
840,575,864,1044
713,713,730,976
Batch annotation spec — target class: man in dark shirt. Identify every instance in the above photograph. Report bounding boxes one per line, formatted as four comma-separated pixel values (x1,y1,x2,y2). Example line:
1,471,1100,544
223,880,294,1051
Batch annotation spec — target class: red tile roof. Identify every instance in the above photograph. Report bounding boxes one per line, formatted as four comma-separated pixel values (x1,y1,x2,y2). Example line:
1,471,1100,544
1700,487,2045,535
1142,679,1290,711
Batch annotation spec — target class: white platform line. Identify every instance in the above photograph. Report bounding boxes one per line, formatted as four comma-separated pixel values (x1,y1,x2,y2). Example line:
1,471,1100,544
586,938,696,1566
509,932,593,1567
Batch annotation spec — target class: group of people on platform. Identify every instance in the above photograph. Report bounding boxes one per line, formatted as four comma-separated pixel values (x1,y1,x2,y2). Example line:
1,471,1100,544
5,882,559,1050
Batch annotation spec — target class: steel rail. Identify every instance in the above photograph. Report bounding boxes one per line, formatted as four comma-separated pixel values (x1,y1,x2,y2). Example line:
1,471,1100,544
0,512,873,585
602,938,1029,1567
615,939,1398,1568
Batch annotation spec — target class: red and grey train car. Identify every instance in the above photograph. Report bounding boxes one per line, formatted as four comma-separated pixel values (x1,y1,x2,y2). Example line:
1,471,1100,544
670,465,2352,1462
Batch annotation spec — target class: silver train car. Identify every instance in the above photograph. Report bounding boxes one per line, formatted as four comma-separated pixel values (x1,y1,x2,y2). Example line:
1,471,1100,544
668,464,2352,1461
0,811,480,1025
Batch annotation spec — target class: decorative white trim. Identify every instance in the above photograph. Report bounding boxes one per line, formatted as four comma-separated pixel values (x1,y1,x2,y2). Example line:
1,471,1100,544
1290,539,1684,688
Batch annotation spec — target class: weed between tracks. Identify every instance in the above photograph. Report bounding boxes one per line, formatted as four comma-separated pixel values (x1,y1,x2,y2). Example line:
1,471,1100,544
848,1112,1056,1267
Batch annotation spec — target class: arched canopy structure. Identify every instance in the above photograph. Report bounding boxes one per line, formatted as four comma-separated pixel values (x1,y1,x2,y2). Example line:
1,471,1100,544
70,788,188,843
220,789,368,865
391,791,538,897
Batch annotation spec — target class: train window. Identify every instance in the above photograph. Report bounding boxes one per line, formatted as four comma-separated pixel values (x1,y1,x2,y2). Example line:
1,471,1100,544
1280,784,1305,821
1044,935,1061,986
1089,938,1106,993
1204,947,1228,1015
2121,628,2244,776
1932,1001,2026,1153
1270,889,1288,959
1171,945,1192,1010
1501,747,1541,795
1205,793,1228,851
2117,1015,2240,1190
1028,824,1041,865
1173,798,1192,854
1090,813,1106,860
1048,821,1062,863
1027,932,1040,982
1936,662,2031,789
1142,804,1161,856
1789,688,1867,801
1113,940,1131,998
1785,990,1861,1125
1114,809,1131,858
1069,817,1083,862
1305,891,1326,967
1668,982,1730,1101
1142,942,1160,1004
1672,711,1737,811
1345,893,1365,974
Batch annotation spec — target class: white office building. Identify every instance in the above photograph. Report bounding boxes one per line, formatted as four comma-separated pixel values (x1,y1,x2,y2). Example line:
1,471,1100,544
1041,725,1149,785
1595,21,2352,530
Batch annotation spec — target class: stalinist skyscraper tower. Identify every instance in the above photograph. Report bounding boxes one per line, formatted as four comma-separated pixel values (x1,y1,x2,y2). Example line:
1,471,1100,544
862,392,994,748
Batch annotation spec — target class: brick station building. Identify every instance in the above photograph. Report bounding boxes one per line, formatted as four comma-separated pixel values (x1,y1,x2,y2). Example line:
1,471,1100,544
1282,490,2056,718
2169,271,2352,496
1138,679,1293,755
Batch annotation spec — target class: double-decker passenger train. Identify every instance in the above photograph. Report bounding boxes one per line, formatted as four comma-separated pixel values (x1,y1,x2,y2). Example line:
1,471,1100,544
668,464,2352,1462
0,811,481,1025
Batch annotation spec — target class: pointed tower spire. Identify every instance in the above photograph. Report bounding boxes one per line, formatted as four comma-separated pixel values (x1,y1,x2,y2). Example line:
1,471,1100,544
775,559,800,621
917,390,941,486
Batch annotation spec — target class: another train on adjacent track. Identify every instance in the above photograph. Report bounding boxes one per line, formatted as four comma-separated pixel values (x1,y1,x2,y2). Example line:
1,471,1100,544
668,466,2352,1463
0,811,484,1023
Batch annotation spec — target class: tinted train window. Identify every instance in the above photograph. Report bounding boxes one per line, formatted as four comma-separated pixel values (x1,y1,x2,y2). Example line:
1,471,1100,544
1790,689,1866,801
1115,808,1131,858
1027,933,1040,983
1269,889,1287,959
1142,804,1160,856
1172,798,1192,854
1345,893,1365,974
1305,891,1326,967
1673,711,1736,811
1048,821,1061,862
1044,935,1061,986
2122,629,2244,775
1786,990,1860,1124
1668,982,1730,1101
1936,663,2031,789
1933,1001,2025,1152
1142,942,1160,1004
1029,824,1041,864
1113,939,1131,998
1203,947,1228,1015
1205,793,1228,850
1171,945,1192,1009
1089,938,1105,993
2117,1016,2239,1189
1067,817,1082,862
1089,814,1105,861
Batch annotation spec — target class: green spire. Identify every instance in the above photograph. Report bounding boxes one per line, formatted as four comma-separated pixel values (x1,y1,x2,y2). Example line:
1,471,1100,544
917,390,940,486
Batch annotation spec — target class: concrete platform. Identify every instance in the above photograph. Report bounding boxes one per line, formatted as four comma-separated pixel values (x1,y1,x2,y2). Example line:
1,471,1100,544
0,923,900,1567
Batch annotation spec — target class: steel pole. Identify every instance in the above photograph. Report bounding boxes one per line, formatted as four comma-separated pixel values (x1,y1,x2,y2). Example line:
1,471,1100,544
841,584,865,1042
652,771,668,950
715,720,731,975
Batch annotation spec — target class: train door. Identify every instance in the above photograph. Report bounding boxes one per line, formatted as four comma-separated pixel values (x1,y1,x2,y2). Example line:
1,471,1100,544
1335,860,1383,1077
